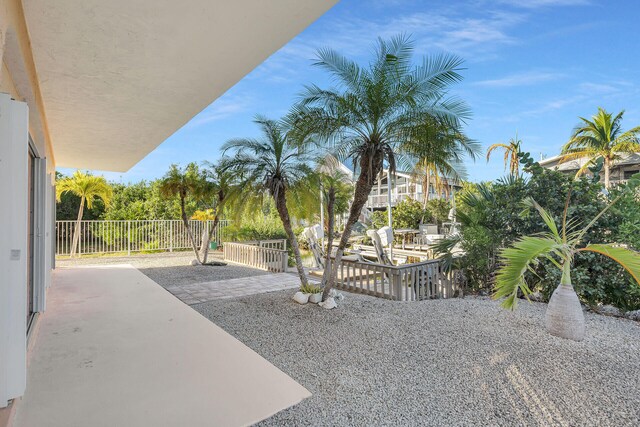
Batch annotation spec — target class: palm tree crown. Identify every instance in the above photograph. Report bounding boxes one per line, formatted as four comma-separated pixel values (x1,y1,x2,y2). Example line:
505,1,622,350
561,107,640,187
486,134,522,176
56,170,113,209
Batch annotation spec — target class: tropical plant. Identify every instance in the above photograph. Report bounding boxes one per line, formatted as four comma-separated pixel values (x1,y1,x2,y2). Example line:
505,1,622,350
291,35,471,299
493,173,640,341
158,163,212,264
56,171,113,257
300,283,322,294
221,116,313,286
561,108,640,187
406,116,479,205
486,133,522,176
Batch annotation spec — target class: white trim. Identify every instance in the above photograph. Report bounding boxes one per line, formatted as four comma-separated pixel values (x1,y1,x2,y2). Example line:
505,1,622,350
0,94,29,407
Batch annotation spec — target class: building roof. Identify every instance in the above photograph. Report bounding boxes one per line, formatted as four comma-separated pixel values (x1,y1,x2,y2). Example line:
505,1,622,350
539,152,640,172
20,0,337,171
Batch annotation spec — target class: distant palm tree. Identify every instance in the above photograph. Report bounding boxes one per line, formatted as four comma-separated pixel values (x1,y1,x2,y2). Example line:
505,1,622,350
221,116,313,286
561,108,640,187
56,171,113,257
291,35,471,298
486,134,522,176
159,163,209,264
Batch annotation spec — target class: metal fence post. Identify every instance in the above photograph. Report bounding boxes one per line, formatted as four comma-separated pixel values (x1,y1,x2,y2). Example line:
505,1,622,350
127,220,131,256
169,221,173,252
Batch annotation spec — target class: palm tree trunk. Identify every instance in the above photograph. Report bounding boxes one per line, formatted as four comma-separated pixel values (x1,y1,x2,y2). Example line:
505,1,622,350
321,186,336,287
70,196,85,257
544,261,585,341
604,157,611,188
323,150,384,300
273,188,308,286
180,193,202,264
200,216,220,264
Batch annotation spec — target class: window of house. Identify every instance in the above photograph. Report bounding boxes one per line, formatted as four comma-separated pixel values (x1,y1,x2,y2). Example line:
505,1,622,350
624,170,639,179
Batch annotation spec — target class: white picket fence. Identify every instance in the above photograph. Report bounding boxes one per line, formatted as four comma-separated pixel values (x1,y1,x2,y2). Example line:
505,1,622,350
223,240,288,272
55,219,230,256
332,257,457,301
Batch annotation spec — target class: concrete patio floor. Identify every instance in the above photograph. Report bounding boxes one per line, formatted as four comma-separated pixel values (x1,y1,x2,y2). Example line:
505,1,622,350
13,265,310,427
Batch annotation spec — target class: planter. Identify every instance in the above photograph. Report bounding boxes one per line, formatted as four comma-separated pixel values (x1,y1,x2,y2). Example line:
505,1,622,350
293,291,310,305
308,293,322,304
545,284,585,341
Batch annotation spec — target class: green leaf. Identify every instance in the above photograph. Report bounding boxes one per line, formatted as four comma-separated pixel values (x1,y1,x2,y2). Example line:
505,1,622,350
494,236,561,309
578,244,640,285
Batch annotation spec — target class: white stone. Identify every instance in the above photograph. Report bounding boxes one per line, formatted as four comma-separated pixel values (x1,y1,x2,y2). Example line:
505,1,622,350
293,292,309,305
319,297,337,310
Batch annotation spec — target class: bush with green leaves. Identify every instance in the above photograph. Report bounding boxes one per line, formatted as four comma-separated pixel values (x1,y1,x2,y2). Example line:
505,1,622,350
440,154,640,310
370,197,440,230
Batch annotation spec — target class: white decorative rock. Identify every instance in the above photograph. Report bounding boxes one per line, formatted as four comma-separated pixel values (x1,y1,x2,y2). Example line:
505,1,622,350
293,291,310,304
190,259,199,266
319,297,337,310
308,293,322,304
329,289,344,301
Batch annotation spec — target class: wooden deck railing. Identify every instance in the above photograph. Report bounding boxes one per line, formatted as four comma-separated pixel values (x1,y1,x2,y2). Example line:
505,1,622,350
332,257,456,301
223,240,288,273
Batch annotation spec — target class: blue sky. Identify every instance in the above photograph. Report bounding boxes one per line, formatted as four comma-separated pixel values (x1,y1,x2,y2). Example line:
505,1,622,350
60,0,640,183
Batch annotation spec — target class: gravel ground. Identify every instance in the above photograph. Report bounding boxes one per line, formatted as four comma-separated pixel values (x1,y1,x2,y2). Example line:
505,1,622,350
57,252,269,287
194,292,640,427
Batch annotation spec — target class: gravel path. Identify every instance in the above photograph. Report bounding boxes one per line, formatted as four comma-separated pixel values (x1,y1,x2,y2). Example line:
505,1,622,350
57,252,269,287
194,292,640,426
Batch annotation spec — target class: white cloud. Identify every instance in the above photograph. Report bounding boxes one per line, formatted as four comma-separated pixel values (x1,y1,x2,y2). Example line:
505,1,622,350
188,93,254,127
475,71,564,87
494,0,590,8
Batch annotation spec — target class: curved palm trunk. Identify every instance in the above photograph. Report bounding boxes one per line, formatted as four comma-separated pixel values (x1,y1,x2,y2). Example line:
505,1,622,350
180,193,202,265
70,195,85,257
321,186,336,287
273,188,308,286
323,150,384,300
603,157,611,188
199,216,219,264
544,262,585,341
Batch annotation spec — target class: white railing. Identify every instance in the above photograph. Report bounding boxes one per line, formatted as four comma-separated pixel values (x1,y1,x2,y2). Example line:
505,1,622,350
332,257,457,301
223,240,288,272
55,219,230,256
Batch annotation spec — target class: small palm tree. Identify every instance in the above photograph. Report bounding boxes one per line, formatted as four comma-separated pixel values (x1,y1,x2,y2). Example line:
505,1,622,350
561,108,640,188
56,171,113,257
291,35,471,297
486,134,522,176
221,116,313,286
159,163,210,264
494,173,640,341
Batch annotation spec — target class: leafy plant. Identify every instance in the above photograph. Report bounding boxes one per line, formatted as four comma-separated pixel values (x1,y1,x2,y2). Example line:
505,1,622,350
493,173,640,340
300,284,322,294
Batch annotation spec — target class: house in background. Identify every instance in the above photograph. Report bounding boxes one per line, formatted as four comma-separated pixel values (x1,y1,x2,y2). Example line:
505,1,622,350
539,152,640,185
0,1,337,425
366,169,460,211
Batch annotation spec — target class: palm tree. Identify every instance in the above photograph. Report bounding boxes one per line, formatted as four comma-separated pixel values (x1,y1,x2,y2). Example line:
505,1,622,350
56,171,113,257
221,116,313,286
494,174,640,341
291,35,471,297
561,108,640,188
197,163,243,264
159,163,210,264
486,133,522,176
406,120,478,206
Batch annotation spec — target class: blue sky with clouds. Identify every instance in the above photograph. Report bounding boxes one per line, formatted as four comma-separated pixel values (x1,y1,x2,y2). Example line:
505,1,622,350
60,0,640,183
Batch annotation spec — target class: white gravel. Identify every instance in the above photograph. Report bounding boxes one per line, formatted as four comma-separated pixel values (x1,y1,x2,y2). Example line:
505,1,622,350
57,251,269,287
194,292,640,426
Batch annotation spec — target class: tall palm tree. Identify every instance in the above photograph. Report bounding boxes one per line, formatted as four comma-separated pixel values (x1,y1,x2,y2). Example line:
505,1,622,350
221,116,313,286
56,171,113,257
561,108,640,188
486,133,522,176
291,35,471,297
159,163,210,264
197,163,243,264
